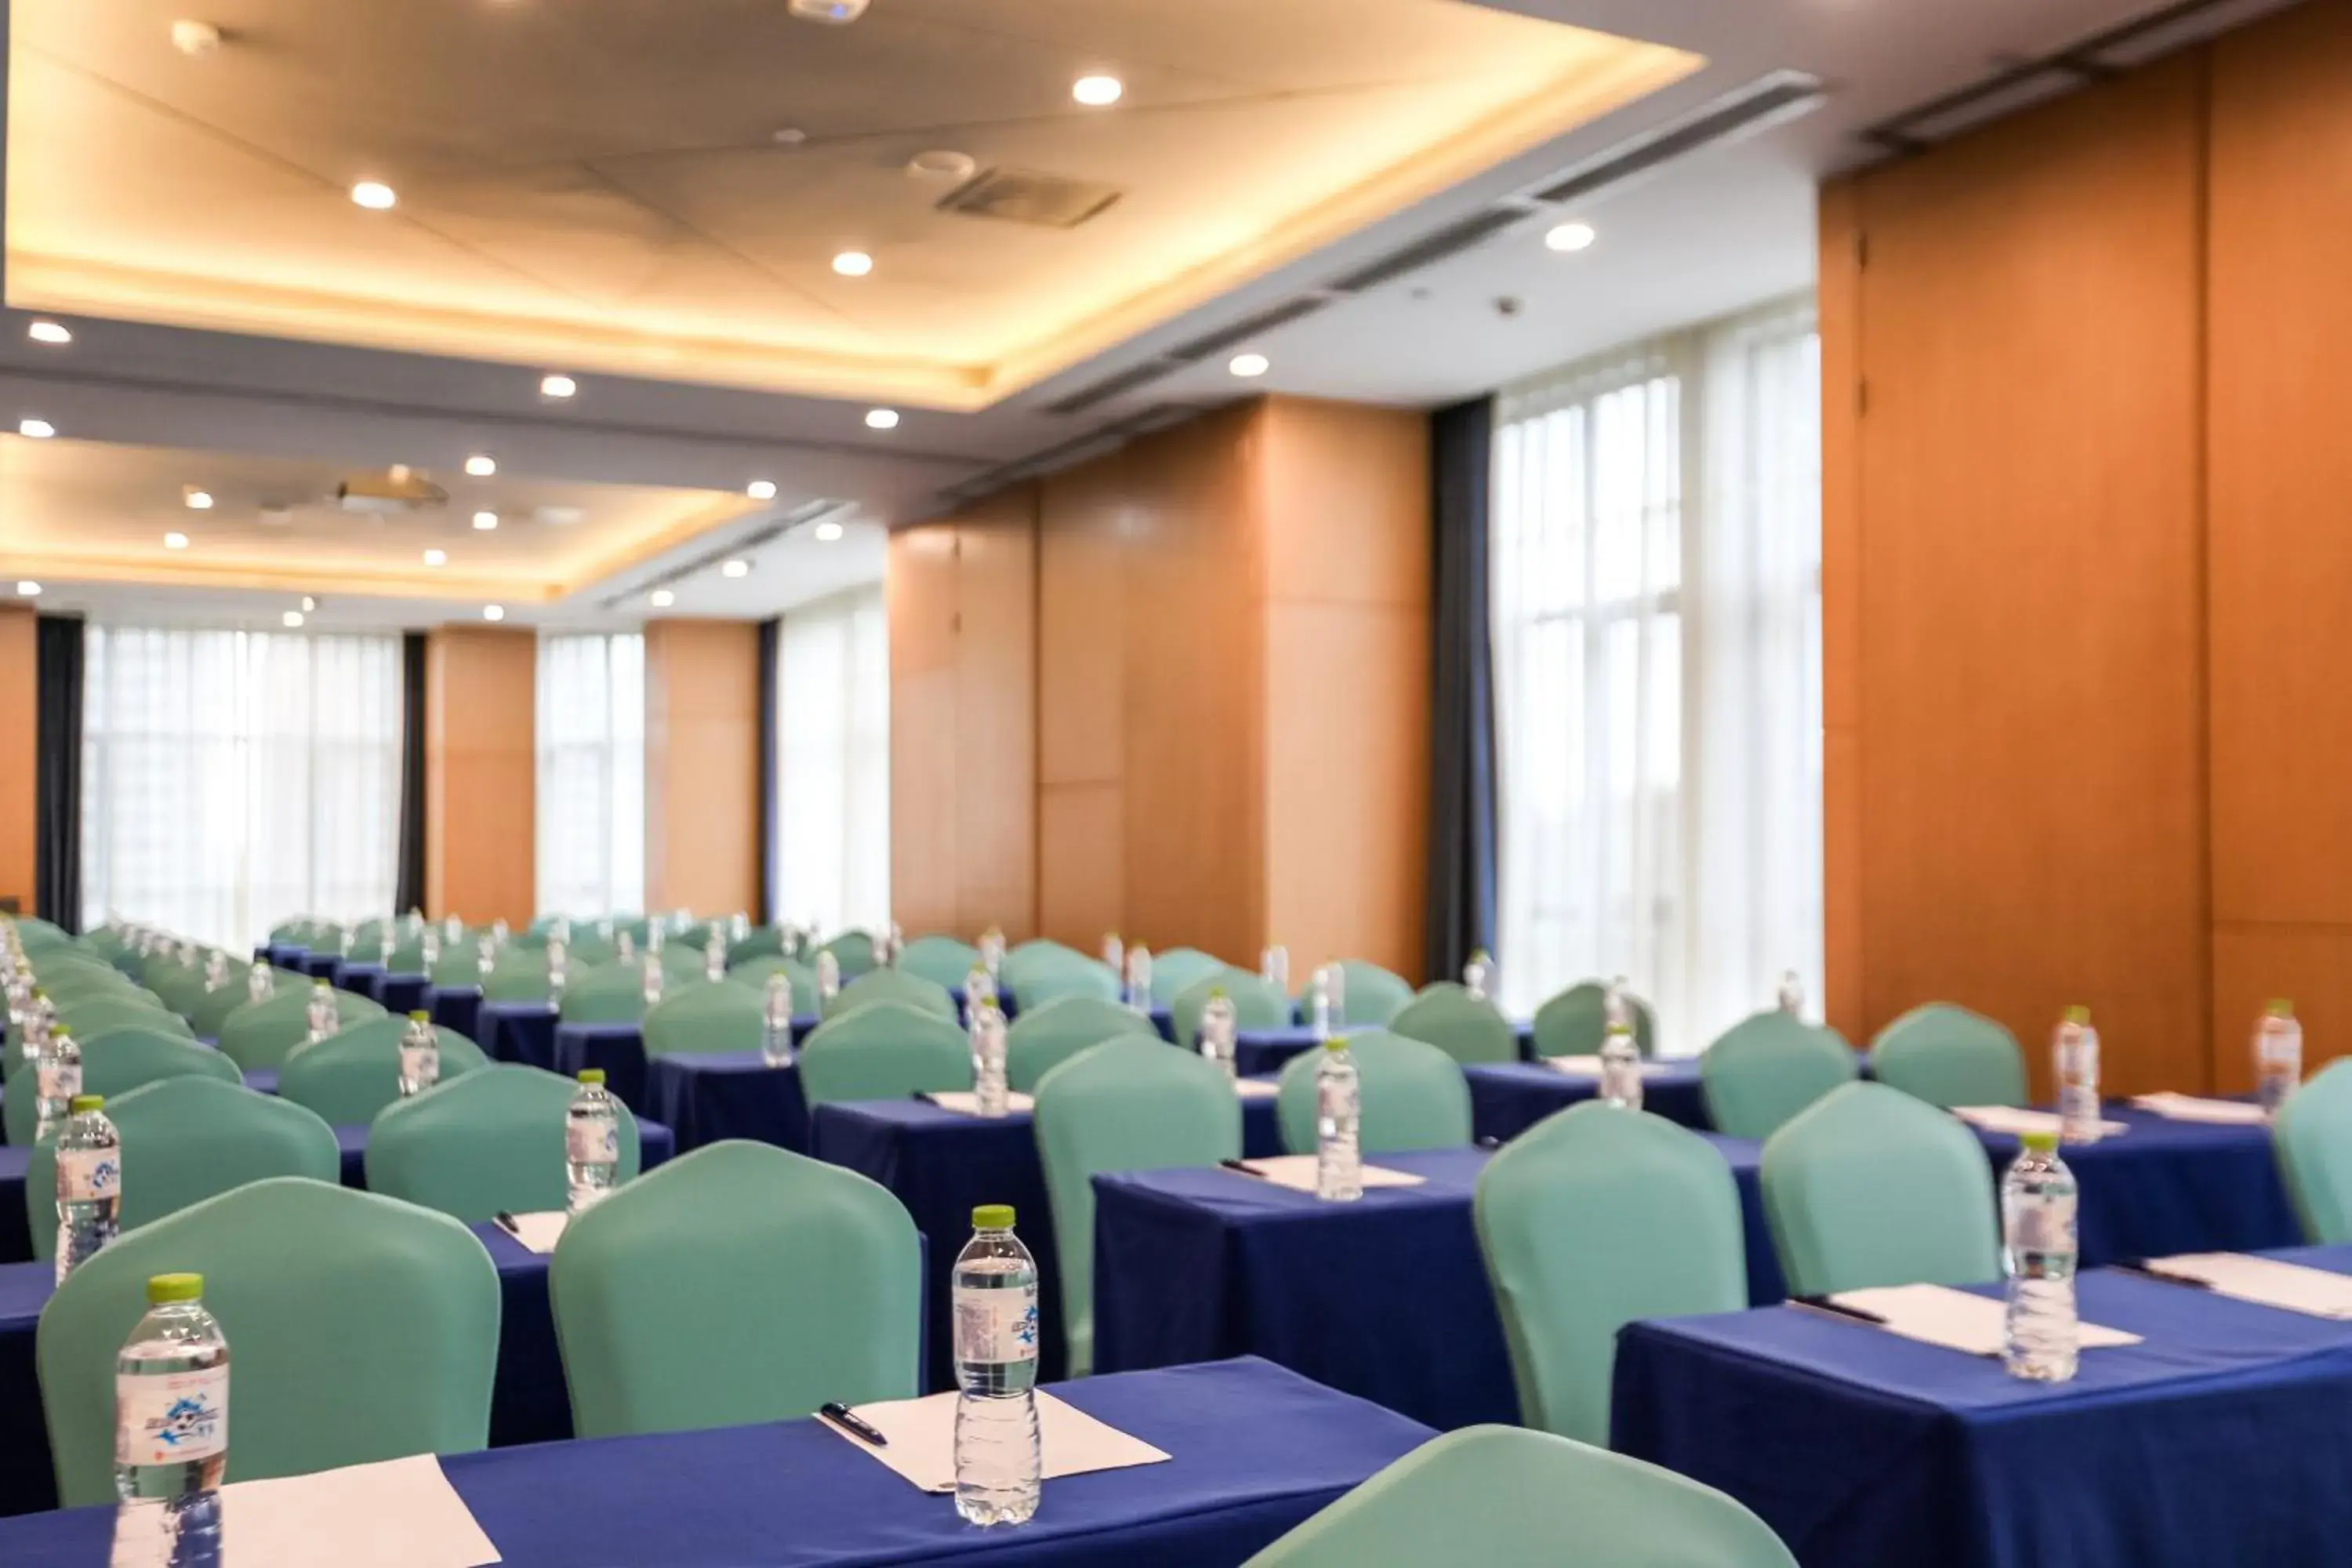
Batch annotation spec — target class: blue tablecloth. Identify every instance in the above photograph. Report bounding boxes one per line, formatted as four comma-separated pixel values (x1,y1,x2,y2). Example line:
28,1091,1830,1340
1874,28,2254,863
1465,1058,1712,1136
294,952,339,980
813,1092,1287,1392
644,1051,814,1154
328,960,385,995
480,1001,561,1069
0,1357,1432,1564
552,1022,649,1110
0,1222,567,1519
1613,1247,2352,1568
426,985,483,1043
363,969,430,1015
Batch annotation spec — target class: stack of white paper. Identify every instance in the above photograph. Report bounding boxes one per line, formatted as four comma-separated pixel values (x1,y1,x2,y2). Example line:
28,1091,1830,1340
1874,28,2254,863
1817,1283,2142,1356
1543,1055,1670,1079
219,1455,501,1568
1233,1077,1282,1100
494,1212,567,1254
1228,1155,1426,1192
822,1389,1171,1493
924,1091,1036,1116
1951,1106,2130,1139
2129,1094,2271,1127
2144,1253,2352,1318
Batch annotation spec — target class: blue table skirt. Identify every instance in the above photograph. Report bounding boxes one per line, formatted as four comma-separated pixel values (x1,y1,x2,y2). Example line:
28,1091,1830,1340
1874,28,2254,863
362,969,430,1015
1233,1022,1538,1080
0,1357,1434,1565
644,1051,814,1154
481,1001,561,1070
814,1094,1285,1392
1613,1247,2352,1568
294,952,340,980
328,960,385,995
550,1019,820,1116
1466,1058,1711,1136
427,985,483,1044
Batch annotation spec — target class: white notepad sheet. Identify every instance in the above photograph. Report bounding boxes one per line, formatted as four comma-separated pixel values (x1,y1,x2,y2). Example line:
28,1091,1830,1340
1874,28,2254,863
220,1455,500,1568
2129,1094,2271,1127
1228,1155,1426,1192
821,1389,1171,1493
1820,1283,2142,1356
1543,1056,1673,1078
2143,1253,2352,1318
924,1091,1036,1116
1951,1106,2129,1139
1232,1077,1282,1100
495,1212,567,1254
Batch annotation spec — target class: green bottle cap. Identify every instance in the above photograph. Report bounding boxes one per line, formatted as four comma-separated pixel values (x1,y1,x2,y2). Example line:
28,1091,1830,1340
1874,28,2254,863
2267,998,2295,1018
147,1273,203,1305
972,1203,1015,1229
2063,1005,2091,1026
408,1010,430,1022
579,1069,606,1085
2020,1131,2060,1154
1324,1036,1348,1052
68,1094,103,1114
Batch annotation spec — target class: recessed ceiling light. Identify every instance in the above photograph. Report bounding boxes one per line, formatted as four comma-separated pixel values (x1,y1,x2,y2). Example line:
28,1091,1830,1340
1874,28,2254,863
282,610,305,628
423,548,448,566
831,250,873,278
650,588,676,608
539,374,577,400
27,321,71,346
772,126,809,146
464,454,496,477
1544,221,1596,253
183,488,214,510
721,558,751,579
482,604,506,622
171,20,223,56
746,480,778,501
14,582,39,598
164,532,190,550
17,419,55,439
472,510,499,531
906,150,975,181
1073,74,1124,107
299,596,317,612
865,408,900,430
350,181,397,211
1229,352,1269,379
814,521,845,543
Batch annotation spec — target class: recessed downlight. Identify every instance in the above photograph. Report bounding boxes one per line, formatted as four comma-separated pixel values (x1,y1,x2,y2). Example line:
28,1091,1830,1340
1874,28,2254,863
721,558,751,579
482,604,506,622
815,521,845,543
350,181,397,211
472,510,499,531
27,321,71,346
164,532,190,550
865,408,900,430
650,588,676,608
539,374,577,400
184,488,214,510
14,582,40,598
18,419,55,439
300,596,317,612
831,250,873,278
1544,221,1596,253
282,610,305,628
906,150,975,181
746,480,778,501
423,548,448,566
464,454,496,477
1073,74,1123,107
1229,352,1269,379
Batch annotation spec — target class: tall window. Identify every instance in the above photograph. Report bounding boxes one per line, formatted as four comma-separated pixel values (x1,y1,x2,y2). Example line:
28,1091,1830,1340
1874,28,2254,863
1493,298,1821,1047
81,627,402,949
774,585,888,935
535,633,645,918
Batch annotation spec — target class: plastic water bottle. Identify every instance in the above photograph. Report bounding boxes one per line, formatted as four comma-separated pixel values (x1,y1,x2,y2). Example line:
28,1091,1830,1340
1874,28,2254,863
546,935,568,1005
1777,971,1805,1015
616,927,637,966
1123,946,1152,1013
965,964,998,1018
884,921,906,968
245,966,272,1004
2054,1005,2101,1145
1198,989,1238,1081
641,954,665,1009
595,916,614,943
1316,1038,1363,1202
420,925,441,970
970,1004,1011,1117
816,950,840,1005
1308,966,1334,1041
761,973,795,1067
491,918,510,946
304,981,336,1044
397,1011,439,1098
566,1069,621,1214
21,987,53,1065
952,1205,1041,1526
1463,949,1493,1002
111,1272,227,1568
729,912,750,942
2001,1130,2078,1382
1261,945,1289,996
1599,1021,1643,1111
979,927,1004,983
35,1026,83,1142
201,952,227,993
2256,999,2303,1120
704,927,727,983
471,934,495,985
1603,976,1632,1030
56,1094,122,1283
647,920,666,957
1327,963,1349,1025
377,925,394,966
1103,931,1124,982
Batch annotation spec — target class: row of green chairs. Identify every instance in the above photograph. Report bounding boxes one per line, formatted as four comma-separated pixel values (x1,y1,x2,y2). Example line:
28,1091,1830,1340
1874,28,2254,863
1700,1001,2030,1142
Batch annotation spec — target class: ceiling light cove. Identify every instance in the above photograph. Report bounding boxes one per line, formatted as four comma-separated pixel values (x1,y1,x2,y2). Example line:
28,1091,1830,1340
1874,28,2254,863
721,558,751,579
831,250,874,278
814,521,845,543
1229,351,1269,379
350,181,397,211
539,374,577,400
472,511,499,531
865,408,900,430
27,321,71,346
1544,221,1597,253
1073,74,1124,107
746,481,778,501
650,589,675,608
464,454,497,477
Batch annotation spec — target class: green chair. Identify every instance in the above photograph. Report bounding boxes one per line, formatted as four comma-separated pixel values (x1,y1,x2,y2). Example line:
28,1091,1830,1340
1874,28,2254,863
726,926,789,966
481,953,557,1004
1034,1040,1241,1374
2274,1058,2352,1242
558,962,658,1025
1009,953,1121,1012
1005,996,1159,1093
1276,1031,1470,1156
55,997,191,1047
367,1065,643,1222
644,981,765,1058
798,1001,971,1109
4,1026,241,1147
1534,981,1660,1059
551,1141,920,1437
146,964,216,1022
897,935,982,993
1002,938,1082,985
1171,969,1291,1051
1870,1004,2028,1109
1388,986,1517,1066
430,946,496,988
728,953,818,1014
187,976,271,1041
278,1019,491,1127
38,1176,498,1505
1305,960,1415,1029
1761,1080,2000,1297
1475,1104,1747,1445
822,966,956,1023
379,937,428,977
1240,1424,1798,1568
1700,1012,1860,1141
216,986,387,1073
1149,948,1229,1007
822,931,877,980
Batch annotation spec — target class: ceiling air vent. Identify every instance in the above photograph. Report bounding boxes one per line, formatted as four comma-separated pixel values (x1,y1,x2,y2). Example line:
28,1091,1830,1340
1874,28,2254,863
1327,208,1529,296
332,467,447,516
1042,360,1178,417
1163,296,1333,364
939,167,1122,230
1531,71,1826,206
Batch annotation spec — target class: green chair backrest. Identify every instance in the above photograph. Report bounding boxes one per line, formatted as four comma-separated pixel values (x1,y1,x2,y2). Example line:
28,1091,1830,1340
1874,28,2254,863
557,962,657,1025
797,1002,971,1109
1388,987,1517,1067
1002,938,1082,983
38,1176,499,1506
379,937,428,975
1761,1080,2000,1297
26,1078,340,1261
822,930,877,979
1149,948,1229,1006
187,972,278,1040
146,964,216,1022
2274,1057,2352,1243
644,981,764,1058
278,1019,491,1127
1534,981,1660,1059
551,1141,920,1437
36,964,136,1002
1171,968,1291,1051
481,952,557,1004
216,985,387,1073
725,926,789,966
1276,1031,1471,1156
1474,1104,1747,1446
822,966,957,1022
1870,1003,2028,1109
1306,960,1415,1028
728,953,819,1014
1239,1424,1798,1568
896,935,982,993
1700,1012,1860,1141
1004,996,1160,1093
1010,953,1123,1012
56,997,191,1047
430,946,495,987
4,1026,241,1147
367,1065,642,1222
1033,1040,1241,1375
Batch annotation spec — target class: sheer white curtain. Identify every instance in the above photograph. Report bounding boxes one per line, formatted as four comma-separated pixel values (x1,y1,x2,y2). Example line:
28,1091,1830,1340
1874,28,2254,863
81,627,402,949
535,633,645,919
775,585,888,936
1493,297,1822,1048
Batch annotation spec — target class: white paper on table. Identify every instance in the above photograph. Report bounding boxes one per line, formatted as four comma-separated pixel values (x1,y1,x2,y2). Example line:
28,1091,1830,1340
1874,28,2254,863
1823,1283,2142,1356
1951,1106,2130,1138
820,1388,1171,1493
2129,1093,2272,1127
2144,1253,2352,1318
495,1212,567,1254
1232,1077,1282,1100
1542,1055,1673,1079
1228,1155,1426,1192
220,1455,500,1568
922,1091,1036,1116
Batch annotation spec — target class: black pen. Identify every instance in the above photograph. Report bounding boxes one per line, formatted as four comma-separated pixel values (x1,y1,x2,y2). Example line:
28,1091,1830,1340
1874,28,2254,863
1788,1294,1888,1326
493,1210,524,1241
2111,1260,2210,1290
820,1403,889,1447
1219,1158,1266,1179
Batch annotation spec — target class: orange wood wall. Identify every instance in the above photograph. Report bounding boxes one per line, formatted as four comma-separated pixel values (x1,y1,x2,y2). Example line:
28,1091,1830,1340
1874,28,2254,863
424,627,536,927
0,608,38,916
644,619,763,918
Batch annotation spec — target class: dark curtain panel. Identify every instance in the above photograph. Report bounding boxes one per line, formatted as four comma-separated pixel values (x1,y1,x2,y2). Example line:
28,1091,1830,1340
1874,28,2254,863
757,615,781,925
34,615,85,931
1425,397,1498,986
393,631,428,914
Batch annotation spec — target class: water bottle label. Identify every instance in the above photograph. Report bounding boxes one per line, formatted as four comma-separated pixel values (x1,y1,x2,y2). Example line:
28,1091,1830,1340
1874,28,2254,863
2011,1193,2078,1254
38,1062,79,1101
567,1121,618,1162
58,1145,121,1201
400,1046,438,1085
953,1286,1039,1365
117,1365,228,1465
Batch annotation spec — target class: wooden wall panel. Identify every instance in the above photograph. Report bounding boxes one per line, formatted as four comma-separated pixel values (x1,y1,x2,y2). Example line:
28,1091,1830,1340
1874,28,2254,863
1846,59,2208,1096
643,619,761,918
888,524,964,937
425,627,535,927
953,490,1039,938
1817,178,1865,1041
0,609,38,915
1037,782,1124,951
